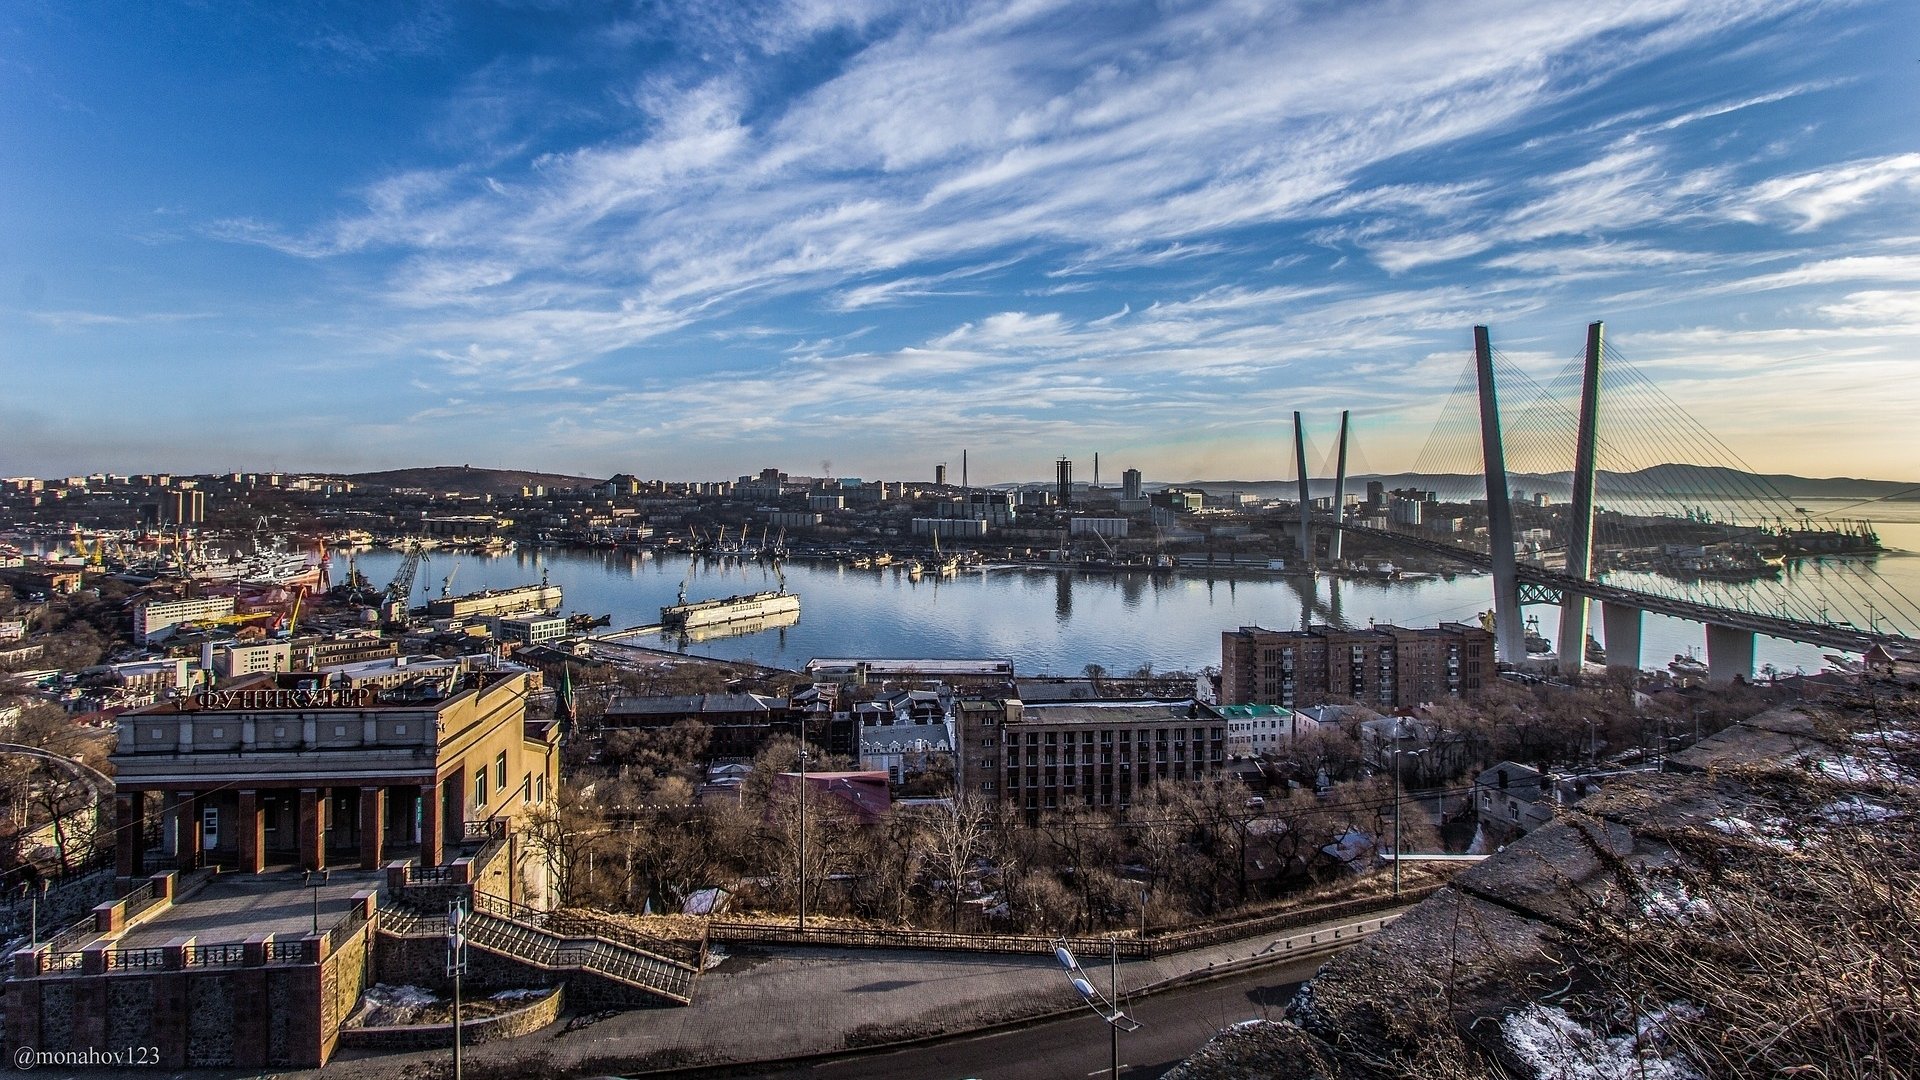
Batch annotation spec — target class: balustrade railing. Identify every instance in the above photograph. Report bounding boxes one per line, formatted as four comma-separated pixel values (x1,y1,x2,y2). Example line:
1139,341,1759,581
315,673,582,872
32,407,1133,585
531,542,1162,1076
185,943,248,967
264,939,313,964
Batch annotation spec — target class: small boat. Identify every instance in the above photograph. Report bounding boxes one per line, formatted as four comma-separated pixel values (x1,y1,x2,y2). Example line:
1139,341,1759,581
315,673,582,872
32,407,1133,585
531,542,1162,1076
1524,615,1551,654
1669,649,1709,680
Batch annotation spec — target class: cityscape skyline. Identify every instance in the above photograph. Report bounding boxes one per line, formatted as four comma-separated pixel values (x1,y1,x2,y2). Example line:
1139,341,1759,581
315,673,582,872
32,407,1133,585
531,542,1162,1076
5,1,1920,482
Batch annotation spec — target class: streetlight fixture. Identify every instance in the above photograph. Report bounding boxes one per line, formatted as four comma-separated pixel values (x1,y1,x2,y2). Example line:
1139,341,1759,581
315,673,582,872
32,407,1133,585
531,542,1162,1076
796,743,810,934
447,898,468,1080
1391,746,1429,899
1052,937,1141,1078
302,869,330,934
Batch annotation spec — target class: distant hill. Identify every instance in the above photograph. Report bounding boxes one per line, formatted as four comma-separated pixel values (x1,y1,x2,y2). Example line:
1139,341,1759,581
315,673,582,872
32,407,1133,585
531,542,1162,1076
1173,465,1920,503
347,466,600,496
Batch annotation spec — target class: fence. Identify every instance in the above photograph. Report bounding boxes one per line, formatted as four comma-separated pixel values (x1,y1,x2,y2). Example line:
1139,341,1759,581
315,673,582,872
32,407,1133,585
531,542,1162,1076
709,921,1155,959
710,888,1440,961
471,891,705,970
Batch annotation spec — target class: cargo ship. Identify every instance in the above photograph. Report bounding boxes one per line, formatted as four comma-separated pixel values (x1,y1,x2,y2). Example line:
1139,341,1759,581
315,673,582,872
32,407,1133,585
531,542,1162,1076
661,589,801,632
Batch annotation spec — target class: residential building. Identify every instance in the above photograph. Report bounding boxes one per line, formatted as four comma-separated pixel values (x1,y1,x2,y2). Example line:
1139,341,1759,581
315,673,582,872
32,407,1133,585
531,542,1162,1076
133,594,237,644
603,692,791,756
958,699,1229,818
911,516,990,539
805,657,1014,689
1206,703,1303,757
493,610,568,645
1220,623,1494,709
209,639,292,678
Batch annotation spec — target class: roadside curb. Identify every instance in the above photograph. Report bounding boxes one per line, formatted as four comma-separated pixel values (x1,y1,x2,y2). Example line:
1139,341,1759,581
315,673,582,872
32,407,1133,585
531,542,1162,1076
621,911,1406,1078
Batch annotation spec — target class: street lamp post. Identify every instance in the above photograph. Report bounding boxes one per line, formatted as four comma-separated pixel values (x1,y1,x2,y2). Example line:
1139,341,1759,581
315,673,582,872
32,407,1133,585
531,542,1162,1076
447,899,468,1080
1584,719,1597,768
1391,747,1429,899
302,869,330,934
796,745,809,934
1052,937,1142,1077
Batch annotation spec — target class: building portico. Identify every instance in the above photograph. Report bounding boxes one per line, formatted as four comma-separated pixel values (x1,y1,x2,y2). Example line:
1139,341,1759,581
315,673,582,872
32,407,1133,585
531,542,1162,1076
112,670,558,883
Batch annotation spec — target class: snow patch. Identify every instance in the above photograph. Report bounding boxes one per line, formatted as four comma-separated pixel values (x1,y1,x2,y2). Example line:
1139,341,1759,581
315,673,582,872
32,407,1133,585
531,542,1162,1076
1503,1003,1704,1080
1820,796,1899,824
1805,750,1915,786
1636,878,1713,924
1707,816,1796,852
352,983,440,1027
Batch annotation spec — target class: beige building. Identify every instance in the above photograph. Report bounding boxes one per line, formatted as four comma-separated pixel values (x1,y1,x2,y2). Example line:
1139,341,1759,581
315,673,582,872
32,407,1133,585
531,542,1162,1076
112,670,559,879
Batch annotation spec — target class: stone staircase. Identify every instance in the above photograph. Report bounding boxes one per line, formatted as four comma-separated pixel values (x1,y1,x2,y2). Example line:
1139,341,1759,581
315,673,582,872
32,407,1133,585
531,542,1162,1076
383,898,698,1005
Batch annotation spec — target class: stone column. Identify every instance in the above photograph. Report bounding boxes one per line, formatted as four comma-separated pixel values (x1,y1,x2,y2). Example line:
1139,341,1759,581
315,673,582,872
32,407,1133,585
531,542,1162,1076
116,792,145,879
419,780,443,867
358,786,386,870
297,788,325,872
236,789,264,873
178,790,203,871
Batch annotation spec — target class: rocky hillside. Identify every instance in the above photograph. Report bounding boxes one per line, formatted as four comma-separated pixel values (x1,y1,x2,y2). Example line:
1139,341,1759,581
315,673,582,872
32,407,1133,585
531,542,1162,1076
1169,686,1920,1079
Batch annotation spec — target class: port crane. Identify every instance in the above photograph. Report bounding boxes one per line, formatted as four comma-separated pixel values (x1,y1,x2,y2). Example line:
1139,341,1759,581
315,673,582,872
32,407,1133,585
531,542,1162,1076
386,540,426,606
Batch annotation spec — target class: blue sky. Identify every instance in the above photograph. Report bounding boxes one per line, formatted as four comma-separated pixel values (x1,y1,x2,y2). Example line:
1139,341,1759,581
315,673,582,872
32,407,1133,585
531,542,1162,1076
4,0,1919,484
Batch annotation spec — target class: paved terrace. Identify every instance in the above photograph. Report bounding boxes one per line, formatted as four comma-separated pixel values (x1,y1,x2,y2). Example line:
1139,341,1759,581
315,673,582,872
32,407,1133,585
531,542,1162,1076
114,869,386,948
260,906,1407,1080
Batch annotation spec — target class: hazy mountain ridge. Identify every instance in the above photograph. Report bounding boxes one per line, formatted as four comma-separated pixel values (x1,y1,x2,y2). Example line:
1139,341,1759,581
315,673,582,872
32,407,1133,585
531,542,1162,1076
347,466,601,496
1172,464,1920,502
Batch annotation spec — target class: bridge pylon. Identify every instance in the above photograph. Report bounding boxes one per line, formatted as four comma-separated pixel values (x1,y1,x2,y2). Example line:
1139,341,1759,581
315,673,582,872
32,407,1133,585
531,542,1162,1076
1294,411,1312,568
1558,322,1603,675
1474,326,1526,662
1328,410,1350,562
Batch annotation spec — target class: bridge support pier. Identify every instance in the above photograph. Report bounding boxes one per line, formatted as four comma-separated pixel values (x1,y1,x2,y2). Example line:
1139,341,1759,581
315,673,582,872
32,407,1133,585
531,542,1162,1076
1601,603,1642,672
1706,625,1755,686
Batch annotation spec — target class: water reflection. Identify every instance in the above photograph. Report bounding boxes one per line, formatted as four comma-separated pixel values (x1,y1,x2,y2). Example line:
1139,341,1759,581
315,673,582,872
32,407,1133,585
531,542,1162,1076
341,546,1860,676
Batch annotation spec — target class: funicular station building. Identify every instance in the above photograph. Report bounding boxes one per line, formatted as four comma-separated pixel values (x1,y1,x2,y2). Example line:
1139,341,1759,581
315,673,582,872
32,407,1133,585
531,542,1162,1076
110,668,558,878
6,668,582,1070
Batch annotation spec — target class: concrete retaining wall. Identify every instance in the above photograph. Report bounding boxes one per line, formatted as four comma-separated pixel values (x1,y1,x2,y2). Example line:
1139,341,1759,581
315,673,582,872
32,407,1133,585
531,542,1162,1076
337,986,564,1051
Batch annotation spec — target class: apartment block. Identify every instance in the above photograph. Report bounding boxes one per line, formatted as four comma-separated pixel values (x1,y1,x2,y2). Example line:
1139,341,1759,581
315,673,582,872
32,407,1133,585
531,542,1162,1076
1220,622,1494,709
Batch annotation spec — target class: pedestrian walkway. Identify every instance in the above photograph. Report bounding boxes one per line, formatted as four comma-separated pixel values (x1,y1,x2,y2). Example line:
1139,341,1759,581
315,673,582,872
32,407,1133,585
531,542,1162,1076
282,906,1405,1079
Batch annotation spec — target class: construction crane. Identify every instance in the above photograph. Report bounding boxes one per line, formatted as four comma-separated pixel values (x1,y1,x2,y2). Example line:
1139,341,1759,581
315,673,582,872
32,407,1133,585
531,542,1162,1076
386,540,425,606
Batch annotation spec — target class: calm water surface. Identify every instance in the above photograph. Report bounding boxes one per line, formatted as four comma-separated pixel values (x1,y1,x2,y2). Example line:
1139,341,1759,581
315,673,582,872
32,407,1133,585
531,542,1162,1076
341,497,1920,677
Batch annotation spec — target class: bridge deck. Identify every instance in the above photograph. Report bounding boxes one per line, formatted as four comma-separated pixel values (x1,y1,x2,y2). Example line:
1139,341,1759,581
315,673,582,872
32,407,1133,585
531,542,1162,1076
1343,524,1908,654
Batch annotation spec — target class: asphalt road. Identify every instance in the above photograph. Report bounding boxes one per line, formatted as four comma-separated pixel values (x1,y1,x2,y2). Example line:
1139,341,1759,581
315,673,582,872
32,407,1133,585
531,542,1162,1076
728,955,1326,1080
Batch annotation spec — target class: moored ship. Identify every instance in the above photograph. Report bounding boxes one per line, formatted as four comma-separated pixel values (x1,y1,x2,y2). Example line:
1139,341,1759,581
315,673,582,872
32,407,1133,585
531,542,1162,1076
661,589,801,631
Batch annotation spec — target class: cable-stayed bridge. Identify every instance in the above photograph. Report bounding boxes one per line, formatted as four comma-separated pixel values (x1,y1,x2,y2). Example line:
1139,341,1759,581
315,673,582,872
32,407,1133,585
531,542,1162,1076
1290,323,1920,684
